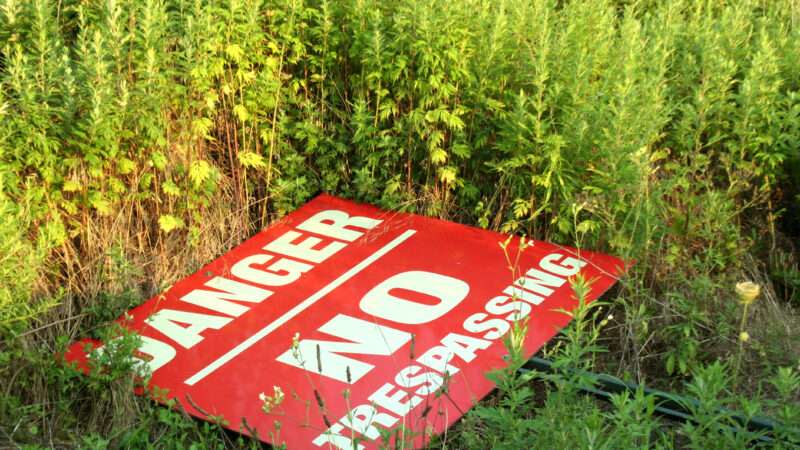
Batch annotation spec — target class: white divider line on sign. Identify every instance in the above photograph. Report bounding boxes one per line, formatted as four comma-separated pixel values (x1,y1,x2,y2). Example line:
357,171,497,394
184,229,418,386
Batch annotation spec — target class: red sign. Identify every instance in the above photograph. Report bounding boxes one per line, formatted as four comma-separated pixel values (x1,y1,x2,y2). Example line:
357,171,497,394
65,194,624,449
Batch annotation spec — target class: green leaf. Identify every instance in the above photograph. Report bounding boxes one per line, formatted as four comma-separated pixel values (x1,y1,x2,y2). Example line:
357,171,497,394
512,198,530,219
438,166,457,185
233,104,250,122
162,180,181,197
430,148,448,165
89,192,112,216
117,157,136,175
158,215,184,234
452,143,471,159
63,180,81,193
205,91,218,110
108,177,126,194
237,151,266,169
150,151,167,170
189,160,213,188
225,44,244,62
192,118,215,138
576,220,598,235
140,173,154,190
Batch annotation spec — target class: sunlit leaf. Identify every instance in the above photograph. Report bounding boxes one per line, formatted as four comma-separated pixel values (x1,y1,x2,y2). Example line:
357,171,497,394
158,214,184,233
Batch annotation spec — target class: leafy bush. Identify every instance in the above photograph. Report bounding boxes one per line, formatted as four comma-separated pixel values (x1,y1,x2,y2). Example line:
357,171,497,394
1,0,798,448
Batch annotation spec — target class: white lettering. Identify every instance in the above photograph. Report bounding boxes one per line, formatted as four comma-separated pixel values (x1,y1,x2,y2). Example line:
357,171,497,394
440,332,491,362
395,365,443,395
485,295,531,321
231,254,312,287
417,345,460,375
503,285,544,305
312,423,364,450
133,335,177,373
516,268,566,296
180,276,272,317
540,253,587,277
361,271,469,324
463,313,510,340
93,335,177,375
297,209,382,242
368,383,423,416
340,404,397,440
146,309,231,348
275,314,411,383
264,230,346,263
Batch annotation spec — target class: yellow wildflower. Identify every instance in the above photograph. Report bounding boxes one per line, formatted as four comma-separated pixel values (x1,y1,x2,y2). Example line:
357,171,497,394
739,331,750,343
735,282,760,305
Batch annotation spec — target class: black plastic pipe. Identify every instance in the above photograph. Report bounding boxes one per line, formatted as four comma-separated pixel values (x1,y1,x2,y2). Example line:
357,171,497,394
520,357,798,446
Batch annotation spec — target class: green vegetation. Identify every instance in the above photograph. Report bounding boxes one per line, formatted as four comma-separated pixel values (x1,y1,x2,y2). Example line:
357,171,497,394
1,0,798,447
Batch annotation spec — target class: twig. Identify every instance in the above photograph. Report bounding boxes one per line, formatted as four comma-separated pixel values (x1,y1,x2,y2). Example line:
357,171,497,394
185,393,211,418
14,313,88,339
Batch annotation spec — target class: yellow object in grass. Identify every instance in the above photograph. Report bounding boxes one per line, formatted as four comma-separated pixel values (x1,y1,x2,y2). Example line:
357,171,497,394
739,331,750,343
735,282,761,305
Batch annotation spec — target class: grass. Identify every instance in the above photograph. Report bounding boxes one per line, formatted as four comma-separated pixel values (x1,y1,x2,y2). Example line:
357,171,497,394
1,0,799,448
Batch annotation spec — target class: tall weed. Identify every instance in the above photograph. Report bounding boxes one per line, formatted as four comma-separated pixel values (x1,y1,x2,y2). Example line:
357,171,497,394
1,0,798,447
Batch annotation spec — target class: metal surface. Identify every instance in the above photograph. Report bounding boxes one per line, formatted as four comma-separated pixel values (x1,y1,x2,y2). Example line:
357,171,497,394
64,194,625,449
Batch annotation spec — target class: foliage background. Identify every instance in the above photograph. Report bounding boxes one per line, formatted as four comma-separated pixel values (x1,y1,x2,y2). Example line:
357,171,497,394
0,0,798,448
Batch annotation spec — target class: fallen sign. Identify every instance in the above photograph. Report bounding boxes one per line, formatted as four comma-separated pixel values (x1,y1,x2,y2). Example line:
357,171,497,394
64,194,625,449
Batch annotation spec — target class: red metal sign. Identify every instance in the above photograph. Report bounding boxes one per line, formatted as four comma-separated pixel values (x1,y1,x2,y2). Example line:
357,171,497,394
65,194,625,449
